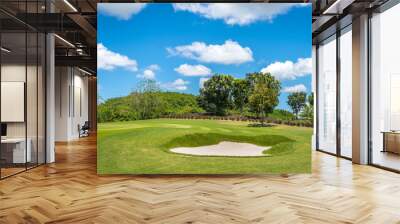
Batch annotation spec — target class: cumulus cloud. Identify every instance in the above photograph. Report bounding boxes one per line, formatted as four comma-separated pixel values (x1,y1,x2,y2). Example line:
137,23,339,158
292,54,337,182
97,43,138,71
283,84,307,93
138,69,155,79
137,64,160,79
98,3,146,20
199,77,210,88
172,3,306,26
261,57,312,80
167,40,253,65
174,64,212,77
163,79,189,91
147,64,160,71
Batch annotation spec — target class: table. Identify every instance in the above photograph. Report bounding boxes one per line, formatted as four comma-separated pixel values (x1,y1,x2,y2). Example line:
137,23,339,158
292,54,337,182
1,138,31,163
381,131,400,154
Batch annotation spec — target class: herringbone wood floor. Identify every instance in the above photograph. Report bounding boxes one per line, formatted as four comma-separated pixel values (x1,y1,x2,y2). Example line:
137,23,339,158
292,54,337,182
1,135,400,224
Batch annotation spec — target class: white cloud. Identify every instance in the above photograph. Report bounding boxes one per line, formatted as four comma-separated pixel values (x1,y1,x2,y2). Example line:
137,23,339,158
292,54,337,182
163,79,189,91
147,64,160,71
98,3,146,20
97,43,138,72
172,3,306,26
261,57,312,80
137,64,160,79
167,40,253,65
138,69,155,79
283,84,307,93
174,64,212,77
199,77,210,88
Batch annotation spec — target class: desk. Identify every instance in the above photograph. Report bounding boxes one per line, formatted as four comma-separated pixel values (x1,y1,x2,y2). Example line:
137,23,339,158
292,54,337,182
1,138,31,163
382,131,400,154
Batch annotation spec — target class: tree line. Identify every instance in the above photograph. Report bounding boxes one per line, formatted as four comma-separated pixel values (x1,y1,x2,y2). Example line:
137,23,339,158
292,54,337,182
198,72,313,124
98,72,313,124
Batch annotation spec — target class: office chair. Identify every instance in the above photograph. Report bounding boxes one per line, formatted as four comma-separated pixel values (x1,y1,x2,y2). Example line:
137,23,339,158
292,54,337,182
79,121,90,138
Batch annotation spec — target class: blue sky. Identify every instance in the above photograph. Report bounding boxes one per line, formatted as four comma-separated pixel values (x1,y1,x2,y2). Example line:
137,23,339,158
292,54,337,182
98,3,312,110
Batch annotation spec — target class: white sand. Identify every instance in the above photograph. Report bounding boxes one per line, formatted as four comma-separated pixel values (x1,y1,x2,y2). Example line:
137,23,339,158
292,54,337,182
170,141,270,157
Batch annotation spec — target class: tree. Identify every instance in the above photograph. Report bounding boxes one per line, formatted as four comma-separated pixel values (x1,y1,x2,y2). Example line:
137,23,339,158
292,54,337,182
248,72,281,125
300,93,314,120
132,79,163,119
198,74,234,115
245,72,260,88
300,104,313,120
287,92,307,119
308,93,314,106
232,79,249,113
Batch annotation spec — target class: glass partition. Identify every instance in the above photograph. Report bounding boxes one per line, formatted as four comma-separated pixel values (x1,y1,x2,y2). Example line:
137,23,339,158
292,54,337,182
1,30,28,177
0,1,46,179
38,32,45,165
339,26,352,158
317,35,337,154
370,3,400,171
27,31,38,169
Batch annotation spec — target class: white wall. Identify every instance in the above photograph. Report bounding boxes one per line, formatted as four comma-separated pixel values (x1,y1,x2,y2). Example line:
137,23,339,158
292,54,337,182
1,63,46,164
72,73,89,138
55,67,89,141
1,65,41,138
1,82,25,122
55,67,70,141
1,65,26,128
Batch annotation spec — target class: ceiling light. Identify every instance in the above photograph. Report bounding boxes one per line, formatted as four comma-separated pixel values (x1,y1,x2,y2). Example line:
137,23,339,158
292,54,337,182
323,0,355,15
78,67,92,76
76,48,85,55
63,0,78,12
54,34,75,48
1,47,11,53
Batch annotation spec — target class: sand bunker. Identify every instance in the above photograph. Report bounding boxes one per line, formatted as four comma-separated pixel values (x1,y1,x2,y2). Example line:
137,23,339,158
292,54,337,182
170,141,270,157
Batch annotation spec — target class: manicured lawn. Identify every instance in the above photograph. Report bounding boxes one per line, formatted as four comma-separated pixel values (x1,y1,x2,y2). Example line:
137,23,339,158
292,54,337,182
98,119,312,174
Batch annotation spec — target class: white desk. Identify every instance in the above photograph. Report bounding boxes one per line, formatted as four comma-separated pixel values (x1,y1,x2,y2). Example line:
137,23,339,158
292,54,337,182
1,138,31,163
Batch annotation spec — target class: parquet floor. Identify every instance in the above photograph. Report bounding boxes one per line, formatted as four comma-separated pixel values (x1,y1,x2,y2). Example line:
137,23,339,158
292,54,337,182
1,135,400,223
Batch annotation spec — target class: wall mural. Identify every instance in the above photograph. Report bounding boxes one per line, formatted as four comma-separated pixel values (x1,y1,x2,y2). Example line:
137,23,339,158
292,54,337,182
97,3,313,174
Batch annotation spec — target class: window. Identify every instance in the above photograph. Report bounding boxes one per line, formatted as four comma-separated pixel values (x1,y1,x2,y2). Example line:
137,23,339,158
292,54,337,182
317,35,337,154
370,3,400,171
339,26,352,158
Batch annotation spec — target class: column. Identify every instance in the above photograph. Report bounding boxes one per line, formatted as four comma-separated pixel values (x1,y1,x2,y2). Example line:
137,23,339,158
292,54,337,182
352,14,369,164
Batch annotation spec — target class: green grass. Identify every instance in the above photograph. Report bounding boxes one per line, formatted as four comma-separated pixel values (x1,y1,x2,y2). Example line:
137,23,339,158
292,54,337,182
98,119,312,174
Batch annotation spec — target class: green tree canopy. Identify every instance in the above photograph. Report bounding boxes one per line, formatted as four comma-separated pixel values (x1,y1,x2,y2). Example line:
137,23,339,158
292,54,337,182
300,104,313,120
287,91,307,119
97,91,203,122
308,92,314,106
248,72,281,124
132,79,163,120
198,74,234,115
232,79,250,113
300,93,314,121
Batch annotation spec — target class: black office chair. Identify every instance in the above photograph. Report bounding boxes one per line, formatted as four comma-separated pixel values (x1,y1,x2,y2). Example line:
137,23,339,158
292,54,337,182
79,121,90,138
